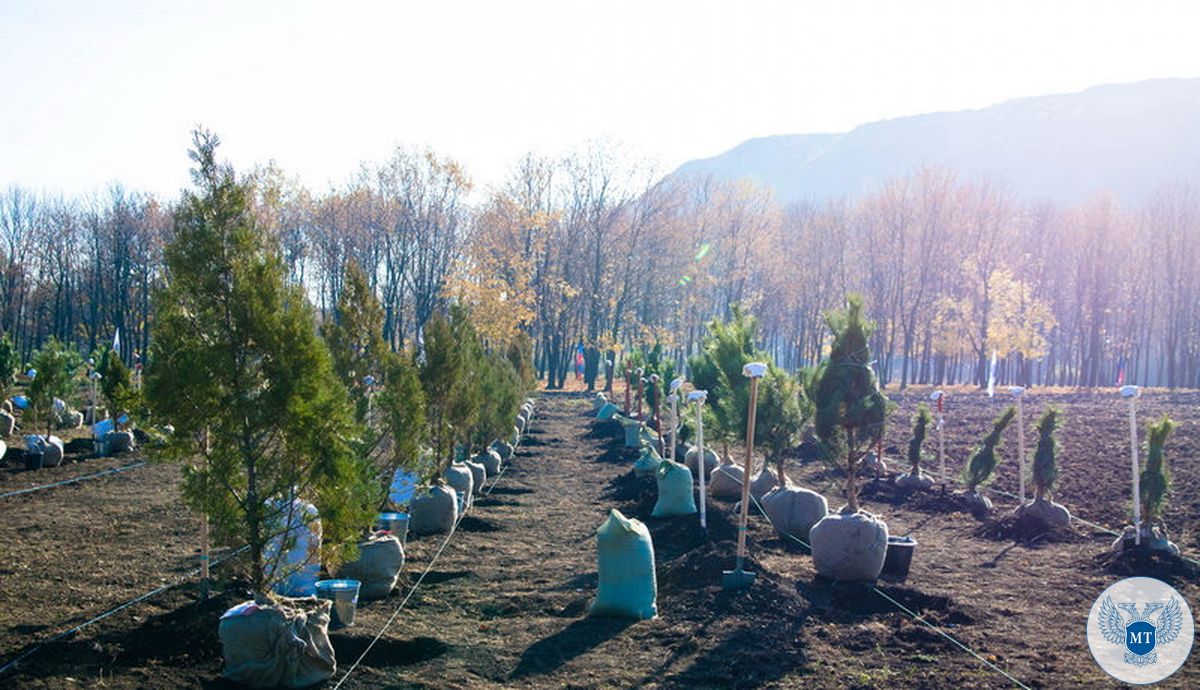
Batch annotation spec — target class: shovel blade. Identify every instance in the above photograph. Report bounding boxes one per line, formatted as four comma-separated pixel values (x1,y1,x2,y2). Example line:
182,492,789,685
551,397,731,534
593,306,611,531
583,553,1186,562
722,567,757,590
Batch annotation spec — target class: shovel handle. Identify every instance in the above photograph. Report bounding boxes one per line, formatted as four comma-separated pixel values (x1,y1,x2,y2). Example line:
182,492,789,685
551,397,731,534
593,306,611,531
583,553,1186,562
736,377,760,561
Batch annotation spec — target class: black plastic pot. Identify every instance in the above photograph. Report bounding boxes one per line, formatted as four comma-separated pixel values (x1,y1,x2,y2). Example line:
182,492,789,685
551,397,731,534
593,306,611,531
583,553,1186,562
881,535,917,579
24,451,44,471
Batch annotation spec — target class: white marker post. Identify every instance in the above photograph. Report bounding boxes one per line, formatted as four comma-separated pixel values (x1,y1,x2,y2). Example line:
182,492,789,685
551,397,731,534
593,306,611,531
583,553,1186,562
89,370,102,425
669,377,684,463
930,390,945,482
650,374,662,454
1121,385,1141,545
688,389,709,529
1010,386,1026,503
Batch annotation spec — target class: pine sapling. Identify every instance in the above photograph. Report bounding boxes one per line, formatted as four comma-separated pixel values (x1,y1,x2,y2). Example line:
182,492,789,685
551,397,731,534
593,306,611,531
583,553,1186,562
27,337,78,440
963,406,1017,493
814,295,891,512
1140,416,1175,524
1031,407,1060,501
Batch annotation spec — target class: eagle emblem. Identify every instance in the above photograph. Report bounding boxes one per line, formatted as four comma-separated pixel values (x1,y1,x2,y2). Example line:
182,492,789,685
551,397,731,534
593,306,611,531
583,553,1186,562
1098,596,1185,667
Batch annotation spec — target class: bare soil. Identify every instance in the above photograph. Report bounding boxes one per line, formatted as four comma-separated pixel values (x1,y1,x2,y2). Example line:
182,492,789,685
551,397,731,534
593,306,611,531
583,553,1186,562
1,388,1198,688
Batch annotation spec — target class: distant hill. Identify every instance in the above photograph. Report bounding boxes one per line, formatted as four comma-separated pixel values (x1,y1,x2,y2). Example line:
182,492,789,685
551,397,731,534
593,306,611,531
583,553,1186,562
671,78,1200,205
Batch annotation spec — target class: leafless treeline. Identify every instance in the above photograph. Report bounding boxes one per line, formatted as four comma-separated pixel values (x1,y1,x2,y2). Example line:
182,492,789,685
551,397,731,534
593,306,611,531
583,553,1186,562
3,146,1197,389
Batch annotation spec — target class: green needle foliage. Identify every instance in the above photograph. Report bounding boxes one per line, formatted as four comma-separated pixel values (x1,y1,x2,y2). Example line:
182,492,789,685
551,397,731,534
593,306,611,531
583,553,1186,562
907,404,932,474
687,307,764,450
755,364,815,484
27,337,79,438
146,130,373,593
0,332,18,400
325,261,431,502
373,350,428,495
97,347,140,424
640,343,676,413
1031,407,1061,500
419,305,482,475
325,260,388,424
813,295,892,511
506,332,536,391
473,351,522,453
1140,415,1176,522
963,406,1017,492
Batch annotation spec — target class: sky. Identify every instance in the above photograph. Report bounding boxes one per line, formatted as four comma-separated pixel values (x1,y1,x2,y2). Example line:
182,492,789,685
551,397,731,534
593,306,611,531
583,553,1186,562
3,0,1200,200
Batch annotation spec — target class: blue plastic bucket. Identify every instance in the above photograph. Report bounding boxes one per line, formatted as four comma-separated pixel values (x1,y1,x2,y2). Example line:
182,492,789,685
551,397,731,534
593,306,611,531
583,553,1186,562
315,579,360,628
93,418,115,438
378,512,409,543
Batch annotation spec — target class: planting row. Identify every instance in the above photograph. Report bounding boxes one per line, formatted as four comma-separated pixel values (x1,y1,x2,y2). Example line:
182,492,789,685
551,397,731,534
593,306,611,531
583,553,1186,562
579,298,1187,622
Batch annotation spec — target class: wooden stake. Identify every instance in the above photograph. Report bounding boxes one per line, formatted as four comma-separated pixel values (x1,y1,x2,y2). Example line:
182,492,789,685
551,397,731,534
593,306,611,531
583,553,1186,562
200,427,211,600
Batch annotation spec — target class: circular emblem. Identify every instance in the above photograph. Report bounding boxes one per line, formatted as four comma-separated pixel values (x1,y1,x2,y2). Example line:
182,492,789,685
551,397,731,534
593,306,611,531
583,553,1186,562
1087,576,1194,684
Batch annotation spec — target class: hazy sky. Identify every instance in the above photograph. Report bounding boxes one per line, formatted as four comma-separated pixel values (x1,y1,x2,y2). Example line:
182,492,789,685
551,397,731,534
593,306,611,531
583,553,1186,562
3,0,1199,199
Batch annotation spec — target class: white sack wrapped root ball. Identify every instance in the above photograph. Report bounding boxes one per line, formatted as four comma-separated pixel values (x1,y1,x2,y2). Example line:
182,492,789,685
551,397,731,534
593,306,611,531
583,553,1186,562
1017,496,1071,528
464,459,487,495
443,463,474,509
338,533,404,600
409,485,458,535
809,506,888,582
219,596,336,688
749,468,779,499
684,445,719,479
708,462,745,499
491,439,514,462
761,487,828,542
895,470,934,491
477,448,503,475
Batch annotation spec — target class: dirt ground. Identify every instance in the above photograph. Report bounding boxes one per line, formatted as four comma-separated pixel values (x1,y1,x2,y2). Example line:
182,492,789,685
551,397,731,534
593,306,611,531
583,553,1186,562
0,388,1197,688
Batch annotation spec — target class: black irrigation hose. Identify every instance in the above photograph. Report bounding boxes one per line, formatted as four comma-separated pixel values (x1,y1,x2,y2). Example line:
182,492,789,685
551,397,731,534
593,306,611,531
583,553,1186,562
0,461,148,500
331,407,530,689
0,545,250,677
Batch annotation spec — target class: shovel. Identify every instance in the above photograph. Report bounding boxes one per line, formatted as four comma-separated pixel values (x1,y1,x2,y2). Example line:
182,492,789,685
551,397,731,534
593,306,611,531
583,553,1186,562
724,361,767,591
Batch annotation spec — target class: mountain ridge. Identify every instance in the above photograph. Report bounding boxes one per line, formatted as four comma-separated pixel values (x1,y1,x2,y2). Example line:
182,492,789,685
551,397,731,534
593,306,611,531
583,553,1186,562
671,78,1200,205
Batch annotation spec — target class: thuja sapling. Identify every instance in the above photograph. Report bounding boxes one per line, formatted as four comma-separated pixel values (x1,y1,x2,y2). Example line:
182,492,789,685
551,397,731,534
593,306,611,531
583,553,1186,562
1114,415,1180,556
959,406,1017,515
896,404,934,491
1017,408,1071,528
